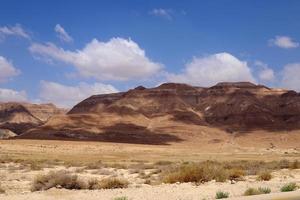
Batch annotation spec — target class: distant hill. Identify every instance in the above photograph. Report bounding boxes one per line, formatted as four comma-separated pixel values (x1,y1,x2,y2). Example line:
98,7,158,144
18,82,300,148
0,102,66,135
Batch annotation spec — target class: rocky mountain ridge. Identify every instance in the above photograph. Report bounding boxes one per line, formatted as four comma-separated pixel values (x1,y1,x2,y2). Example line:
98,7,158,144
18,82,300,145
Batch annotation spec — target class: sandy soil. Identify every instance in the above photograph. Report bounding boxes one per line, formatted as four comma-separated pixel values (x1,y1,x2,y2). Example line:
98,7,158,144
0,170,300,200
0,162,299,200
0,139,300,199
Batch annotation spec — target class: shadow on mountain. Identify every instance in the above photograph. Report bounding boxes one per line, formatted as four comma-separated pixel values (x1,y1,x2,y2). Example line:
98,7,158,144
19,123,183,145
99,123,183,145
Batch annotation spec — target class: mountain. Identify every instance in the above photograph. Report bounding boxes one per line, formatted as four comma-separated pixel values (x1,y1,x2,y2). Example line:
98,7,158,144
0,102,66,135
19,82,300,148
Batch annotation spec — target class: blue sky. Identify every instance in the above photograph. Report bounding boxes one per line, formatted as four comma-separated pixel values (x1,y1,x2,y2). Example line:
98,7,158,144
1,0,300,107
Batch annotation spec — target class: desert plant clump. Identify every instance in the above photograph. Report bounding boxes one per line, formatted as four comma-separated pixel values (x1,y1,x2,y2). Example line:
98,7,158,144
99,178,129,189
215,191,229,199
31,170,87,191
280,182,298,192
257,171,272,181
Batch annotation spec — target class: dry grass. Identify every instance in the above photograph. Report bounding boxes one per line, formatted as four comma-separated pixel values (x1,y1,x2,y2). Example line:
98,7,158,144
98,178,129,189
31,170,87,191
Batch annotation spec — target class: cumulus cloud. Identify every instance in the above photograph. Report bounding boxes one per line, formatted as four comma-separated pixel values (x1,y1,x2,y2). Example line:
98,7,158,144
281,63,300,91
54,24,73,43
0,56,20,82
0,88,27,102
149,8,173,20
39,81,118,108
0,24,30,40
255,61,275,82
167,52,255,87
269,36,299,49
29,38,163,81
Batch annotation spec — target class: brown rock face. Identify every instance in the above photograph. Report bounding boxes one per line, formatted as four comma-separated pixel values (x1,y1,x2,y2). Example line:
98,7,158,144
20,82,300,145
0,102,66,134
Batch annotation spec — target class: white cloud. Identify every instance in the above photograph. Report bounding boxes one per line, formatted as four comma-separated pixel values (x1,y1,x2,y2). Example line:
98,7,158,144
54,24,73,43
0,56,20,82
255,61,275,82
269,36,299,49
167,52,256,87
0,24,30,40
29,38,163,81
0,88,27,102
39,81,118,108
281,63,300,91
149,8,173,20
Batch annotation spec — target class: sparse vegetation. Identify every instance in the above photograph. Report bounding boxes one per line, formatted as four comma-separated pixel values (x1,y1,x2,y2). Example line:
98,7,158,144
257,171,272,181
215,191,229,199
31,170,87,191
244,187,271,196
280,182,297,192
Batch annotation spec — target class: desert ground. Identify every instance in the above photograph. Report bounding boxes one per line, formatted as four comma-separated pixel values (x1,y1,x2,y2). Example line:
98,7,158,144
0,139,299,199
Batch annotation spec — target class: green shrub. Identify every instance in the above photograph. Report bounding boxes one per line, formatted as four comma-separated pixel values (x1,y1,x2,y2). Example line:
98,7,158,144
257,171,272,181
216,191,229,199
31,170,87,191
281,182,297,192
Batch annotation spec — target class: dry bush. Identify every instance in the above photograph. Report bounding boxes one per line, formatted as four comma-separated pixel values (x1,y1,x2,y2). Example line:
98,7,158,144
31,170,87,191
99,178,129,189
290,160,300,169
0,184,5,194
154,161,173,166
257,171,272,181
163,162,228,184
85,161,104,169
228,169,245,181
